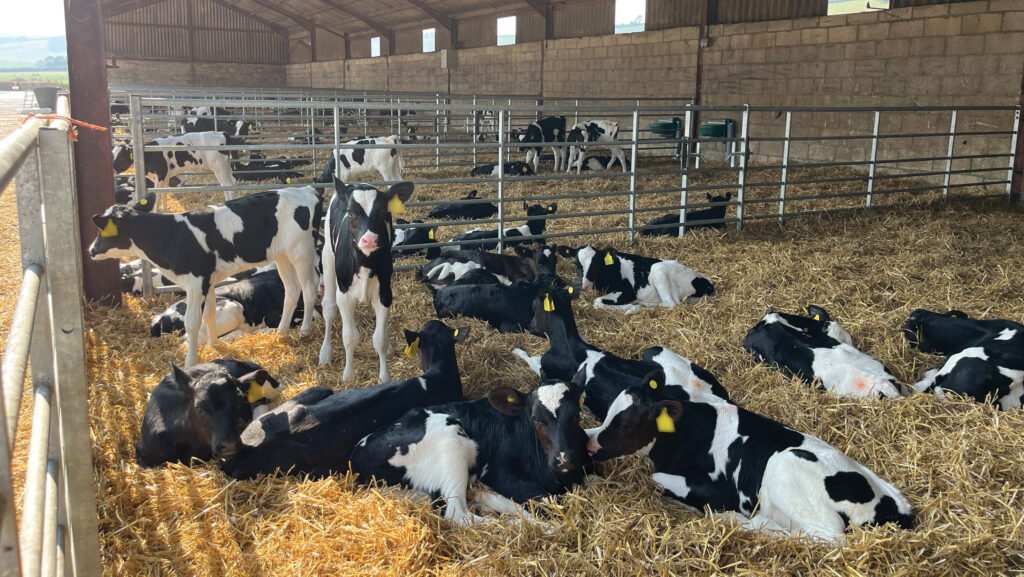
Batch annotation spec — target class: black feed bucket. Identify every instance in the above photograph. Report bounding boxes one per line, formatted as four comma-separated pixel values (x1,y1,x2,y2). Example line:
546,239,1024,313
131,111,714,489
33,86,59,111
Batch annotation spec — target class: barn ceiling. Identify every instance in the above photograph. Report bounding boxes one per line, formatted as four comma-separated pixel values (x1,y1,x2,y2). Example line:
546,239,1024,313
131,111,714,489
102,0,561,36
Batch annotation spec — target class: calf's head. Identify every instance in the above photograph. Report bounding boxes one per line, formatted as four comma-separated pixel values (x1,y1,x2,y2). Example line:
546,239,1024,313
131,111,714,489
563,244,618,293
488,381,586,474
88,194,156,261
167,363,273,460
585,370,683,461
112,142,134,174
334,177,414,257
403,320,470,373
903,309,974,355
528,285,578,337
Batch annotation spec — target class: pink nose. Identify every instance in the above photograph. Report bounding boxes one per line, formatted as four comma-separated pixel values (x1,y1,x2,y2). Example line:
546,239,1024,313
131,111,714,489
358,232,379,250
581,281,593,291
586,439,599,455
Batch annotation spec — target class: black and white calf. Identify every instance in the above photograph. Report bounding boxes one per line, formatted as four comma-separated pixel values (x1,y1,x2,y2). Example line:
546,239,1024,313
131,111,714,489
316,136,404,183
111,131,238,200
575,155,627,172
904,309,1024,410
418,245,558,289
120,259,176,294
429,269,564,336
392,219,440,259
222,321,470,479
640,193,732,237
470,161,536,178
449,202,558,251
149,269,314,343
349,380,589,525
88,189,322,368
319,178,414,382
586,370,914,540
135,359,283,467
513,286,729,420
512,116,567,173
565,120,626,174
232,153,303,184
561,245,714,314
743,306,902,399
427,189,498,221
182,116,254,137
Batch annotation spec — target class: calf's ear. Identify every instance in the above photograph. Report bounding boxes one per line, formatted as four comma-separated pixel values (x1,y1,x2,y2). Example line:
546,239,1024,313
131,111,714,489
546,203,558,213
512,245,533,257
946,310,968,319
451,326,471,344
170,364,193,397
332,177,354,202
652,400,684,433
133,193,156,213
724,192,733,201
386,181,415,203
467,189,478,199
237,369,271,403
640,368,667,391
488,387,527,416
806,305,831,322
555,245,576,259
403,329,421,359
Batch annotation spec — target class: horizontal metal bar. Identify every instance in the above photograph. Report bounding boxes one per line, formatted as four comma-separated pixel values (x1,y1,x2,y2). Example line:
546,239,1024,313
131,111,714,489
2,263,43,446
0,118,45,195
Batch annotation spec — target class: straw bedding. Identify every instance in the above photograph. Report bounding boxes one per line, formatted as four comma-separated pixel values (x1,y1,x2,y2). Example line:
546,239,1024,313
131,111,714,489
9,140,1024,575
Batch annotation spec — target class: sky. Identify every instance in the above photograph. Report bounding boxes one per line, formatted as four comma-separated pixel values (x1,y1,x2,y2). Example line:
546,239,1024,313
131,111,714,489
2,0,66,37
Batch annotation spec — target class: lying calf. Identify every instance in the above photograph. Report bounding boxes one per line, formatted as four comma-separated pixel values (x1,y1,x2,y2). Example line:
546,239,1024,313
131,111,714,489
586,370,914,540
221,321,469,479
350,380,589,525
470,161,536,177
904,309,1024,410
136,360,283,467
418,245,558,289
560,245,714,314
640,193,732,237
743,306,902,399
427,189,498,221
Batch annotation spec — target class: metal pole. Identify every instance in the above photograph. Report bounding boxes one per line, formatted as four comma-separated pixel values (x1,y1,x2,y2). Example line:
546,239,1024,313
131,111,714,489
735,105,749,230
943,109,957,199
435,94,441,170
396,98,402,139
128,96,155,299
1007,106,1021,199
19,383,52,577
333,103,341,181
867,110,880,207
1,265,42,444
497,109,505,252
779,110,792,224
628,108,639,242
472,96,478,165
679,108,692,238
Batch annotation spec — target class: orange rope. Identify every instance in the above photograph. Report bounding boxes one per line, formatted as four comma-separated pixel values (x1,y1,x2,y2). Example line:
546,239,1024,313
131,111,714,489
21,113,108,142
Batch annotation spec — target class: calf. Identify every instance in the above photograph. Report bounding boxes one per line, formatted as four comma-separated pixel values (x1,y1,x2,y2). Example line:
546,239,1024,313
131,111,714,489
315,136,404,183
114,175,182,205
513,286,728,420
743,307,901,399
565,120,626,174
392,219,440,259
182,116,254,137
640,193,732,237
349,380,589,525
120,259,176,294
231,153,303,184
561,245,714,314
904,309,1024,410
470,162,536,178
512,116,567,173
576,155,626,172
221,321,469,479
88,189,322,368
449,202,558,251
585,369,914,540
136,360,283,467
112,131,238,200
319,178,414,382
428,189,498,221
149,269,313,343
418,245,557,289
429,268,564,336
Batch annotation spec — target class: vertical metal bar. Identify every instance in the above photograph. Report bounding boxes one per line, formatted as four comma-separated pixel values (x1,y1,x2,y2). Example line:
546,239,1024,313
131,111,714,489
679,108,692,238
497,109,505,252
333,103,341,181
435,94,441,170
628,108,640,242
19,382,51,577
1007,106,1021,199
472,96,478,165
363,93,369,136
37,128,103,577
943,109,957,199
310,99,317,175
779,110,792,224
396,98,402,139
128,96,154,298
574,99,579,127
695,141,701,169
735,105,749,230
867,110,880,207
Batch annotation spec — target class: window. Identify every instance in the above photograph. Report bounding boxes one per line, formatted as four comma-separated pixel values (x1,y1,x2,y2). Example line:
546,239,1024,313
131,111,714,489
423,28,435,52
371,36,381,57
497,16,516,46
827,0,889,15
615,0,646,34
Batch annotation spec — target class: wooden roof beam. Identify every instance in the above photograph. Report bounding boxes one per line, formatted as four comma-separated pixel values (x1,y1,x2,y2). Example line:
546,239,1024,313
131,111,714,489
402,0,455,32
318,0,393,43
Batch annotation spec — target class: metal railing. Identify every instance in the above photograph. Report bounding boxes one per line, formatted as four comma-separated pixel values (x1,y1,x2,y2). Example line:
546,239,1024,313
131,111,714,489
0,95,102,577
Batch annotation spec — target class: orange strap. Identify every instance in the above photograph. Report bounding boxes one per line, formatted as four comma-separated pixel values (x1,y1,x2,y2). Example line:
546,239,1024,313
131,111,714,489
21,114,108,142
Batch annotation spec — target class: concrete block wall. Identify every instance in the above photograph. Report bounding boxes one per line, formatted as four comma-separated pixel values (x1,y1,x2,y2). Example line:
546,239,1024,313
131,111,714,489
108,59,286,87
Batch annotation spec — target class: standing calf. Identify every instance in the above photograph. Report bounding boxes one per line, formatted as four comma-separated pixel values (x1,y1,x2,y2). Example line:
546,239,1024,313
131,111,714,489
565,120,626,174
512,116,567,173
112,131,238,200
89,189,322,368
319,178,414,382
316,136,404,183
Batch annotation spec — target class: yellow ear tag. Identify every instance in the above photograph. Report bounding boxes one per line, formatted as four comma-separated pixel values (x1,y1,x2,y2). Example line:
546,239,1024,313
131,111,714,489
285,177,292,184
579,394,585,407
649,379,658,390
388,196,406,214
453,328,459,337
139,198,148,206
428,228,435,240
247,382,265,403
544,294,555,312
567,286,573,294
248,123,253,130
522,166,528,173
100,218,119,237
656,408,676,434
507,394,517,404
404,337,420,359
604,253,614,266
813,314,820,321
548,206,554,212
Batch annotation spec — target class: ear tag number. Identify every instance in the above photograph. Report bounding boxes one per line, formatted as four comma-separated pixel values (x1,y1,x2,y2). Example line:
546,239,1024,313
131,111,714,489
543,294,555,312
604,253,614,266
247,382,265,403
656,408,676,434
100,219,119,237
388,196,406,214
404,337,420,359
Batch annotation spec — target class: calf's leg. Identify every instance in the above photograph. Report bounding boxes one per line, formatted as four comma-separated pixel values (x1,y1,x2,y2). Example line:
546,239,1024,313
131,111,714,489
318,245,339,366
182,289,205,368
274,257,302,335
370,283,391,383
